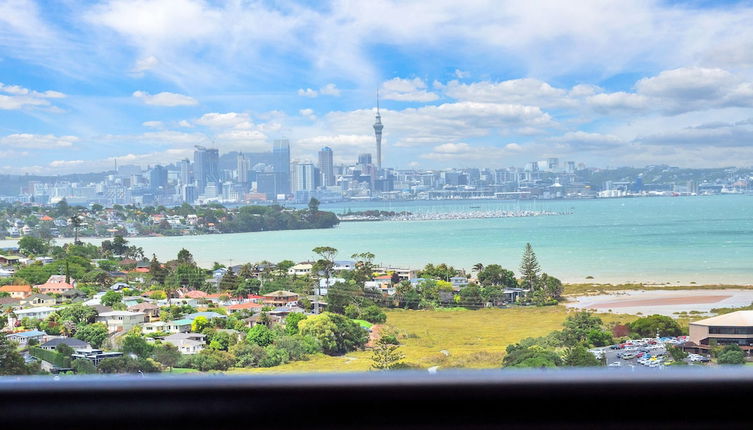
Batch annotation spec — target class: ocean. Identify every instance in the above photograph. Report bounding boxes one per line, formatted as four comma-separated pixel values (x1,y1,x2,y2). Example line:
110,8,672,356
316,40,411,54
4,195,753,284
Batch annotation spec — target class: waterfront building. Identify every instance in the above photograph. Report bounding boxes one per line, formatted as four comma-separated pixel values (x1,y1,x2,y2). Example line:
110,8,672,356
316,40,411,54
687,311,753,349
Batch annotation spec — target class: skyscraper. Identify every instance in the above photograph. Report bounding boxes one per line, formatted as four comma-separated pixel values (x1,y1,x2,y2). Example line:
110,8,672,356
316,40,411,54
179,159,191,186
318,147,335,186
272,139,291,195
358,153,372,166
294,163,319,192
237,153,249,184
194,146,219,195
373,93,384,169
149,165,167,191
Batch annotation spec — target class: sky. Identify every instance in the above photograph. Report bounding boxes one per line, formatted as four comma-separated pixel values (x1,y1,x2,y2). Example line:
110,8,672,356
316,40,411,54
2,0,753,174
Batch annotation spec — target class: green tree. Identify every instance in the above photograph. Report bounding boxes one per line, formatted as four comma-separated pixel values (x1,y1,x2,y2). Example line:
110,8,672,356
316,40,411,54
477,264,517,288
667,345,689,362
563,344,602,367
56,303,98,325
153,343,182,368
560,312,604,345
177,248,194,264
0,336,34,375
298,312,367,355
503,343,562,368
219,269,238,292
360,305,387,324
285,312,308,335
100,291,123,307
18,236,49,256
718,344,746,365
74,323,109,348
69,213,84,245
519,243,541,290
326,281,362,314
180,349,234,371
72,358,96,374
586,329,614,347
191,316,210,333
121,334,154,359
371,336,406,370
628,315,683,338
247,324,276,347
98,356,160,374
231,343,268,368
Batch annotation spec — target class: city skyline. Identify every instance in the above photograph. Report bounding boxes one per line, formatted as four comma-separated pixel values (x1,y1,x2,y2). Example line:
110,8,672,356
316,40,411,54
3,1,753,174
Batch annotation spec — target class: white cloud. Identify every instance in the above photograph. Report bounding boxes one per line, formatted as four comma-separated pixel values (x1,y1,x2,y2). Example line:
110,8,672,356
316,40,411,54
587,92,651,113
454,69,470,79
0,133,78,148
132,55,159,73
444,78,569,107
298,88,318,97
142,120,163,128
381,77,438,102
0,82,66,110
194,112,252,129
299,108,317,120
132,90,198,106
545,131,625,151
295,134,375,163
297,83,340,97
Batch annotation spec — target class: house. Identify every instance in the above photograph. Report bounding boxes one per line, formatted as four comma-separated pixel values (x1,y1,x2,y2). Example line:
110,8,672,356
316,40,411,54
450,276,469,288
128,302,160,321
0,266,15,278
184,311,226,321
334,260,356,271
142,319,193,334
287,263,313,276
365,280,396,296
110,282,130,291
46,275,74,285
243,313,283,328
21,293,56,307
5,330,47,346
316,277,346,296
70,349,123,366
0,255,21,265
183,290,208,299
12,306,57,322
376,267,418,282
263,291,299,307
503,288,527,304
35,280,75,294
40,337,91,351
226,302,263,313
95,311,145,333
163,333,206,354
269,306,304,317
0,297,21,310
0,284,32,299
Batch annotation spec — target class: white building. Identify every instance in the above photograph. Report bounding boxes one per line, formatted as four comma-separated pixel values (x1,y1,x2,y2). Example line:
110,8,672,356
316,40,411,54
96,311,145,333
288,263,313,276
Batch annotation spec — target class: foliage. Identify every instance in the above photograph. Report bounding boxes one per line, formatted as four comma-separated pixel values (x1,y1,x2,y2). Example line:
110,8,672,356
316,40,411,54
326,281,363,314
121,334,154,359
18,236,49,256
559,312,604,345
503,343,562,368
371,336,406,370
585,329,614,347
477,264,517,288
231,343,268,367
628,314,683,337
179,349,235,371
260,345,290,367
98,356,160,374
74,322,109,348
360,305,387,324
153,343,182,368
298,312,368,355
191,316,209,333
29,346,71,368
667,345,689,362
272,335,321,361
519,243,541,289
563,345,602,367
72,358,96,374
285,312,308,335
247,324,276,347
717,344,746,365
100,291,123,307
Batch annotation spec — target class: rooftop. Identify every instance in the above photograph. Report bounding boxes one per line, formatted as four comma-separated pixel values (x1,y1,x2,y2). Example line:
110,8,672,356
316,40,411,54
690,311,753,327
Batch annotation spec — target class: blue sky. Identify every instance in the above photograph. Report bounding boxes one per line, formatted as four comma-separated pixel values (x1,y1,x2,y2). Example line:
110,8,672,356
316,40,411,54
2,0,753,174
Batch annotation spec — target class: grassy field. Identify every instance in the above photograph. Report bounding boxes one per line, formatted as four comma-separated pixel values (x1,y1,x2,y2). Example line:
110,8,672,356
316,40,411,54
230,306,636,374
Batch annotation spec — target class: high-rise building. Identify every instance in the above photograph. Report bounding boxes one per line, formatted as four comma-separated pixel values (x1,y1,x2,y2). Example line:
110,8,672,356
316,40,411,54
272,139,291,195
179,159,191,186
237,153,250,184
149,165,167,191
194,146,219,195
294,163,320,192
358,153,373,166
373,93,384,169
318,147,335,186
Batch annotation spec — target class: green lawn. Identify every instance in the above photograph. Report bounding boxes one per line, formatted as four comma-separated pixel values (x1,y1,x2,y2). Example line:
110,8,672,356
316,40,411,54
231,306,635,374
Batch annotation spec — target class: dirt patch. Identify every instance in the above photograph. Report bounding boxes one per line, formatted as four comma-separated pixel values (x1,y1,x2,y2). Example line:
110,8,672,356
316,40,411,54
590,295,731,309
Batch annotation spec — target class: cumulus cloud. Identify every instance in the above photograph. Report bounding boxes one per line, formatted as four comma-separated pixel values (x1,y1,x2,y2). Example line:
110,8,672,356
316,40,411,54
142,120,163,128
444,78,569,107
545,131,625,151
194,112,252,129
131,55,159,73
299,108,317,120
132,90,198,106
0,133,78,148
0,82,65,110
297,83,340,97
381,78,438,102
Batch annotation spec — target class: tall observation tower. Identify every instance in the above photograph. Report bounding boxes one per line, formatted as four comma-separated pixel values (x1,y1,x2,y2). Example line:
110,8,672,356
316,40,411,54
373,91,384,170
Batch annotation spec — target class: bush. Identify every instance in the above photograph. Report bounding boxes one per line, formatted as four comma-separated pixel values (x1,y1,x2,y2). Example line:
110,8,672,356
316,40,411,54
246,324,276,347
272,335,320,361
260,345,289,367
718,344,746,365
344,304,360,319
72,358,96,374
298,312,368,355
230,343,267,368
360,305,387,324
628,315,682,338
98,356,160,374
180,349,235,371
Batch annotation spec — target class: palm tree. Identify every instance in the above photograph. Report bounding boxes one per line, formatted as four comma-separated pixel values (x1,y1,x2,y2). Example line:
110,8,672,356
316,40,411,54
69,214,84,245
473,263,484,272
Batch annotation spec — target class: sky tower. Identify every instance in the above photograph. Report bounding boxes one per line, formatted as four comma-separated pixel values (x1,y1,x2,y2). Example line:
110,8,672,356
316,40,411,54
373,91,384,169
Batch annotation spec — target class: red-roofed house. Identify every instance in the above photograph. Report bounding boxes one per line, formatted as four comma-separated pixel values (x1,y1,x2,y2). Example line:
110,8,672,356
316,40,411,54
226,302,262,313
35,281,74,294
184,290,208,299
0,284,32,299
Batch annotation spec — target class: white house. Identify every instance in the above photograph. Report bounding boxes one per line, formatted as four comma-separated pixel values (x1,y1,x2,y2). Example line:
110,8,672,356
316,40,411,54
5,330,47,346
287,263,313,276
333,261,356,271
12,306,57,323
163,333,206,355
316,277,346,296
142,319,193,334
96,311,145,333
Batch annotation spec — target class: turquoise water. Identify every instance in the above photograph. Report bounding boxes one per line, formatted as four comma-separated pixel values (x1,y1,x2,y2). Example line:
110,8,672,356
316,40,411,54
4,195,753,284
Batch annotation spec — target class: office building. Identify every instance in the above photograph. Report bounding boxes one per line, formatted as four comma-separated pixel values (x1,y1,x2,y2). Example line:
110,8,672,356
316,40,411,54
272,139,291,195
318,147,335,186
294,163,320,192
194,146,219,195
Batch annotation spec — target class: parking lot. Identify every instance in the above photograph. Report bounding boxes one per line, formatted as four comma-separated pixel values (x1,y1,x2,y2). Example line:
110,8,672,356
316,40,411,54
590,336,705,369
